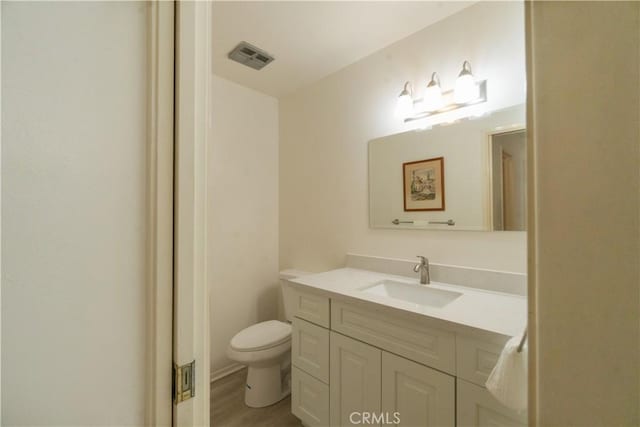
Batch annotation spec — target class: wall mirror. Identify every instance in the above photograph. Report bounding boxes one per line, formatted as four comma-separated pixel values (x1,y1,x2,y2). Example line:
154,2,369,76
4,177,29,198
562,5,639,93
369,104,526,231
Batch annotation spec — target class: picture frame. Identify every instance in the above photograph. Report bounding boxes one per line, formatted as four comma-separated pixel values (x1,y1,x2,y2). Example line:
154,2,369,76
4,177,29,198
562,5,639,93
403,156,445,211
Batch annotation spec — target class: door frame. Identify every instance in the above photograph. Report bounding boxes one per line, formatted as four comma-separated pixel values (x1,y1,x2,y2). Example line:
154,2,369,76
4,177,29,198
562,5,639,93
146,1,211,425
146,2,175,426
173,1,211,426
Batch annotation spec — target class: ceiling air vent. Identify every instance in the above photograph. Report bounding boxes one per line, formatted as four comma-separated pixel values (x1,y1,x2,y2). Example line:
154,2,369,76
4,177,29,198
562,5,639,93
228,41,275,71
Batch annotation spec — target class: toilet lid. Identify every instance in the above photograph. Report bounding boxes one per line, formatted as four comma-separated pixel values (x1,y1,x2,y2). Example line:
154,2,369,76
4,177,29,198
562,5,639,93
230,320,291,352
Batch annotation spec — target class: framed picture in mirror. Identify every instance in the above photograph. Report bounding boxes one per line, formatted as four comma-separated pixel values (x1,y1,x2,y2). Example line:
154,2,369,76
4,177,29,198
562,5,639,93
403,156,445,211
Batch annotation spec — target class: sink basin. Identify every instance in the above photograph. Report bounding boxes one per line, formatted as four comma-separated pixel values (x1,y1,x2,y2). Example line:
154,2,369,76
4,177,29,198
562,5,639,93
362,280,462,308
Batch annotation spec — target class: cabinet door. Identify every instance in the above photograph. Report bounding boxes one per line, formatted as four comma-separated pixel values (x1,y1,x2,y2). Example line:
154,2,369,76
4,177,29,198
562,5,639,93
457,379,527,427
330,332,382,426
381,352,455,427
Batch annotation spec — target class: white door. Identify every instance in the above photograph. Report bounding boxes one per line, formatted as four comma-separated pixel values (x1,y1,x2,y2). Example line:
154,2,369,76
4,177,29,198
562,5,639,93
330,332,382,426
2,1,173,425
381,351,455,427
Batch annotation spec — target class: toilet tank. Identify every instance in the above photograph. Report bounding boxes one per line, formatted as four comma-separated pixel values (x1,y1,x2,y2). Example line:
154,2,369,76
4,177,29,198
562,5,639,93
279,269,312,322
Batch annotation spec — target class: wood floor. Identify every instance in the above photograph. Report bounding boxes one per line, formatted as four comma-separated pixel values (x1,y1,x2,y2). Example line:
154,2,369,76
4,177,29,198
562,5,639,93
211,368,301,427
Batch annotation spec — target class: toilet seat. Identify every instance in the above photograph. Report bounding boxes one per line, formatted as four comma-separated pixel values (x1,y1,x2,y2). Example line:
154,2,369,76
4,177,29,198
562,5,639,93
230,320,291,352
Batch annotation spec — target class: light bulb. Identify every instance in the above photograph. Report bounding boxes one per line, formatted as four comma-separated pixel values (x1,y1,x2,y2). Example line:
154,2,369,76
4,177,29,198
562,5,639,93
395,82,414,119
423,72,444,111
454,61,479,104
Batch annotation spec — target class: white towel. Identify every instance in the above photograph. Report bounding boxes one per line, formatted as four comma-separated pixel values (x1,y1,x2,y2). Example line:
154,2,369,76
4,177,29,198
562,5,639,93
485,334,528,412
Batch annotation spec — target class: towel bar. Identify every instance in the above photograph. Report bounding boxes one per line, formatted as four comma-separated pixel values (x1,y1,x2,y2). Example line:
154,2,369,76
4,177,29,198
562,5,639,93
517,328,527,353
391,218,455,226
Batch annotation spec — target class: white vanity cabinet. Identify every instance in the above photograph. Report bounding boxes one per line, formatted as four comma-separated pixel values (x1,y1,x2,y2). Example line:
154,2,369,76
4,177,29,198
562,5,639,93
288,285,525,427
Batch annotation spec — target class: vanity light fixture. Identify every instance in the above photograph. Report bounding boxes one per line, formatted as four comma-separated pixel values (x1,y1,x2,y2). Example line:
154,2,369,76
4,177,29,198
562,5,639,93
395,81,414,120
397,60,487,123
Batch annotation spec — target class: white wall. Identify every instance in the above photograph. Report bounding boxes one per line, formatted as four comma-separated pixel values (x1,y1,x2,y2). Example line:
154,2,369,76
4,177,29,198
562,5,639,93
208,75,280,376
2,2,148,425
280,2,527,274
527,2,639,424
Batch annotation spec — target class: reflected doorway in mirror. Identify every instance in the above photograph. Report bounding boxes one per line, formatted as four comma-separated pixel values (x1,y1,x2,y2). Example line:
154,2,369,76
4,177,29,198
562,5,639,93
403,157,445,211
489,129,526,231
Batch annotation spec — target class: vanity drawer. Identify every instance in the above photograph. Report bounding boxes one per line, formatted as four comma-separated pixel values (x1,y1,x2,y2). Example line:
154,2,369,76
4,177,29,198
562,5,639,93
331,300,456,374
291,366,330,427
292,317,330,383
457,335,508,387
288,286,330,328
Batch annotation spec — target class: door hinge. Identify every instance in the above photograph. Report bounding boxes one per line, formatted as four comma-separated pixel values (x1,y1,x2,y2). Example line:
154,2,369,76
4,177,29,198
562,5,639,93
173,360,195,404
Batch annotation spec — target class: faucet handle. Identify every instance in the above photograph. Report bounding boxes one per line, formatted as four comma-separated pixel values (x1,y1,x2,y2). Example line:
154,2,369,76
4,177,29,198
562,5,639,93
416,255,428,265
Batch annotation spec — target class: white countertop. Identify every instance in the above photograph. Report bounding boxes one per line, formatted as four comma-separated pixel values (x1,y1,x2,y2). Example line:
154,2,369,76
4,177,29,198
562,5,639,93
289,268,527,338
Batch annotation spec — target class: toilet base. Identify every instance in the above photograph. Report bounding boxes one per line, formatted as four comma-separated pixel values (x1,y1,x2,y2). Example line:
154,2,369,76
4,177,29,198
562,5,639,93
245,364,290,408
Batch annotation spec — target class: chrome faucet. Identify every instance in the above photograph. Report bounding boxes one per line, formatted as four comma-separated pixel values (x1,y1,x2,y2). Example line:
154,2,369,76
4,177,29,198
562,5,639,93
413,256,430,285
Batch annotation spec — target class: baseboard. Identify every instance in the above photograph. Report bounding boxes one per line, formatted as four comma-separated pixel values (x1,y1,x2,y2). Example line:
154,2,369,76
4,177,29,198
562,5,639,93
210,363,245,383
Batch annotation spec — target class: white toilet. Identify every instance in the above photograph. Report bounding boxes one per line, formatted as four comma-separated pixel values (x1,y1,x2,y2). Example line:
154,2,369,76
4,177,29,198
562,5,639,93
226,269,309,408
